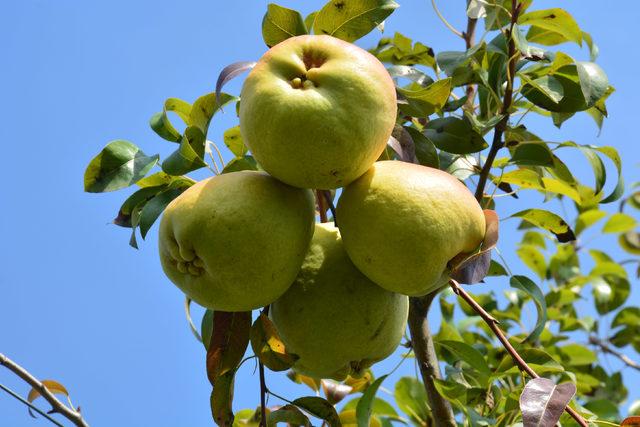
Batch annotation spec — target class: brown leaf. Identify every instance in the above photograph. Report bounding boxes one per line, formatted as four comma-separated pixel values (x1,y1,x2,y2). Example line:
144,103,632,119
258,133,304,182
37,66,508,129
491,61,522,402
622,417,640,427
389,126,418,164
250,313,298,372
520,378,576,427
206,311,251,385
210,372,235,427
215,61,256,106
450,209,500,284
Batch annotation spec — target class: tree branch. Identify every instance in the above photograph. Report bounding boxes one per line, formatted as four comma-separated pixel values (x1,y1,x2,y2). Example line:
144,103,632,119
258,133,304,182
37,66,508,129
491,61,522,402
449,279,588,427
589,335,640,372
463,2,478,111
474,0,521,204
0,382,64,427
0,353,89,427
407,293,457,427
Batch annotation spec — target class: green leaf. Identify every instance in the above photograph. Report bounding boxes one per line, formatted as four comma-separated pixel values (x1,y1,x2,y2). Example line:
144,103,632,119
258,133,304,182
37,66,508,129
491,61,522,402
304,12,318,32
494,349,563,377
394,377,429,425
576,62,609,109
268,405,311,427
510,143,554,167
612,307,640,328
575,209,607,235
582,31,599,61
162,126,208,176
114,185,167,227
558,343,596,366
592,275,630,315
424,117,487,154
583,400,619,422
511,209,576,243
149,98,191,142
190,92,237,137
487,260,508,276
292,397,341,427
201,309,213,351
397,78,452,117
498,169,581,204
517,245,547,279
223,126,247,158
510,275,548,343
85,140,159,193
371,33,436,69
436,340,491,377
313,0,399,42
519,74,564,104
403,126,439,169
356,375,387,427
518,8,582,46
602,213,637,234
138,187,185,239
262,4,308,48
343,397,398,417
222,156,259,174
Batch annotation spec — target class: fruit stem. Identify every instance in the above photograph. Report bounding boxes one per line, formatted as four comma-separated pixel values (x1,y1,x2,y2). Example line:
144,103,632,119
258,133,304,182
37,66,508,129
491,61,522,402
448,279,589,427
407,293,457,427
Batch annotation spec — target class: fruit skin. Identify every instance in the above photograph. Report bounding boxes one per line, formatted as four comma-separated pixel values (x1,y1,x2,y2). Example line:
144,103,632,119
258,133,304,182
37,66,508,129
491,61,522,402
270,223,409,380
158,171,315,311
336,161,486,296
239,35,397,190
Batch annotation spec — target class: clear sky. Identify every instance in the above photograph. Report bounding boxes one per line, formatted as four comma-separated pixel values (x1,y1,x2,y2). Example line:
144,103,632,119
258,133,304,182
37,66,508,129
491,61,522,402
1,1,638,426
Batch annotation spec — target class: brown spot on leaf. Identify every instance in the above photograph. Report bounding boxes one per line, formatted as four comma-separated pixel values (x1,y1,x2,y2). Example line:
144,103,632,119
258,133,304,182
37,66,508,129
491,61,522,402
334,1,345,9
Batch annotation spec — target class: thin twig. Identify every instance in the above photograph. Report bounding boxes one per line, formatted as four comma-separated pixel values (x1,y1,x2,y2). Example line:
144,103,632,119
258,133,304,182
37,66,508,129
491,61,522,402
0,382,64,427
259,305,270,427
0,353,89,427
474,0,521,204
448,279,588,427
407,293,457,427
589,335,640,371
431,0,464,38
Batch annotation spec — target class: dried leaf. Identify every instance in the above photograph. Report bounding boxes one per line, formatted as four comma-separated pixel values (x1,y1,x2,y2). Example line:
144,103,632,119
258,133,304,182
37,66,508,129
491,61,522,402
215,61,256,106
622,417,640,427
520,378,576,427
27,380,73,418
206,311,251,385
450,210,499,284
184,297,202,343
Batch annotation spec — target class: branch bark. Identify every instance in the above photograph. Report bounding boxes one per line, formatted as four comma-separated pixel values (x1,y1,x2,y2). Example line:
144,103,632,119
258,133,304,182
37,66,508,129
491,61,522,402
407,293,457,427
463,2,478,111
0,353,89,427
449,279,588,427
589,335,640,372
474,0,521,204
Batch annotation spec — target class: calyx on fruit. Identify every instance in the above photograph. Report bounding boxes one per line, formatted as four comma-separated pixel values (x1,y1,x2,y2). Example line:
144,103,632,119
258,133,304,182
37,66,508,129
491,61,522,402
158,171,315,312
336,160,486,296
270,223,409,380
239,35,397,190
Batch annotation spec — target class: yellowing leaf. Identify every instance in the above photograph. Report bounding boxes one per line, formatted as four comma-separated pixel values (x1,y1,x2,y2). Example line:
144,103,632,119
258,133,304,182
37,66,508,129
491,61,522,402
519,8,582,46
250,313,298,372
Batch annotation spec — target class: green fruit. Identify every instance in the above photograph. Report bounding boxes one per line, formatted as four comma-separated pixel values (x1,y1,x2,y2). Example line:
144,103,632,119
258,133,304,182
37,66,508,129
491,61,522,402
337,161,486,296
270,223,408,380
158,171,315,311
239,35,397,190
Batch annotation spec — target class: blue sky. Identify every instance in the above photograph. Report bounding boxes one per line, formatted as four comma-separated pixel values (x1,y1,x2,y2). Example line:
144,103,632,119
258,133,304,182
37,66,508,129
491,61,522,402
1,0,638,425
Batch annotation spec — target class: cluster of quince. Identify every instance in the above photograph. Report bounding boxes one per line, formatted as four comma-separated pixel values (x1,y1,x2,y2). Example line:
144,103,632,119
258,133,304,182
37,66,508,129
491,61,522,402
159,35,485,380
